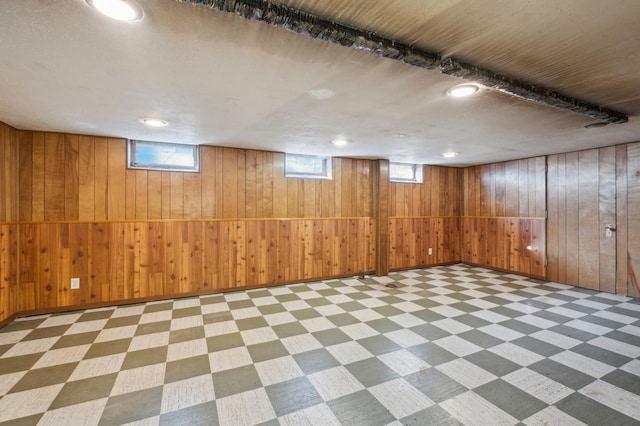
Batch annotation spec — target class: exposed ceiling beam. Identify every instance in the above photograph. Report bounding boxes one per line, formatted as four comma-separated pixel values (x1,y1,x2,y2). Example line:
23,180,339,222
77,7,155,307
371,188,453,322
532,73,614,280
177,0,629,125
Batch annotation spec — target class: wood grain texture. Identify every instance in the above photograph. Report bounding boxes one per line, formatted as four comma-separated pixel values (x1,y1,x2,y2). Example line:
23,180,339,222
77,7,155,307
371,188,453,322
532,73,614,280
461,217,546,278
389,217,461,270
17,133,375,221
462,157,546,278
0,122,18,324
547,148,619,292
17,219,375,312
626,142,640,297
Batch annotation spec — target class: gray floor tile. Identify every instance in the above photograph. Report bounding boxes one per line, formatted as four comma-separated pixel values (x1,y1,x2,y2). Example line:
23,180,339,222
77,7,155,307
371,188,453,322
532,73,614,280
456,330,503,349
311,329,352,347
408,342,457,366
410,323,451,341
293,348,340,374
159,401,219,426
265,377,323,416
571,343,632,367
247,340,290,362
99,387,163,426
401,404,464,426
556,392,639,426
356,335,401,355
528,359,596,390
404,368,467,403
511,335,564,357
475,379,547,420
605,330,640,346
344,357,400,387
464,350,521,377
211,365,263,398
549,324,597,342
328,389,396,426
601,369,640,395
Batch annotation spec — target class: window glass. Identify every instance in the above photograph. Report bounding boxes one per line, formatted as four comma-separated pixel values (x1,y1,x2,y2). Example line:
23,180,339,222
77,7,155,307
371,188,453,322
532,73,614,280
128,140,199,172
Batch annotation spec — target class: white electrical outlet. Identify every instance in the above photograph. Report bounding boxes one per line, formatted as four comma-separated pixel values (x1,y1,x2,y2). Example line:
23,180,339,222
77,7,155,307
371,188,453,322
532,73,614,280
70,278,80,290
428,247,433,255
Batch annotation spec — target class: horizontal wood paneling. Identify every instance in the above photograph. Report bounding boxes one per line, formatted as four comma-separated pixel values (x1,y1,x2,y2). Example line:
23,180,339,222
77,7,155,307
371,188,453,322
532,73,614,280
18,219,375,312
0,122,18,325
389,217,460,270
461,218,546,278
17,132,374,221
462,157,546,278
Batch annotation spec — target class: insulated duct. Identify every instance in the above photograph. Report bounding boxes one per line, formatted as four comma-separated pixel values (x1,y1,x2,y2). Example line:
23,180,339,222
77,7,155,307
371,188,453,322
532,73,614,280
177,0,440,70
440,58,628,124
178,0,629,124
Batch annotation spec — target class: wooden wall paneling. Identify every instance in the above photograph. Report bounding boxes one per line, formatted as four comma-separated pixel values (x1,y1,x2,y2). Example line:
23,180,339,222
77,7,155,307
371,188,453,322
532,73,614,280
170,172,184,220
107,139,126,220
1,125,18,222
546,155,559,281
626,142,640,297
303,179,317,218
93,137,109,221
135,170,149,220
556,154,567,283
0,225,17,324
357,159,372,217
147,171,163,220
376,160,390,276
616,145,628,295
577,149,600,290
200,146,216,218
183,170,201,219
187,221,203,292
245,150,258,219
236,150,247,218
64,134,79,220
78,136,95,221
125,169,137,220
160,172,171,219
564,151,580,286
18,131,33,221
518,159,530,218
504,160,520,217
286,178,301,218
534,156,546,218
272,152,288,218
214,147,225,218
18,224,37,311
598,147,617,294
222,148,238,218
480,164,492,217
494,162,506,217
340,159,355,217
44,133,65,221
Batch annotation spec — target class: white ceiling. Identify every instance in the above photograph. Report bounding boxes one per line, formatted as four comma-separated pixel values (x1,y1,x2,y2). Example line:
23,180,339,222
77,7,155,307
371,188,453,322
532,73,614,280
0,0,639,166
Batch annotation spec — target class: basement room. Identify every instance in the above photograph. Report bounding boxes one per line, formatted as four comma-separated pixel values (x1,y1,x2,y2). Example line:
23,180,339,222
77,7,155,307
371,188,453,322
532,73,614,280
0,0,639,425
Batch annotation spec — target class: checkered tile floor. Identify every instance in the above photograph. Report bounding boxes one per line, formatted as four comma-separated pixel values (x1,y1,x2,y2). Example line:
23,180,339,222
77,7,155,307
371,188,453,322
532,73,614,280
2,265,640,425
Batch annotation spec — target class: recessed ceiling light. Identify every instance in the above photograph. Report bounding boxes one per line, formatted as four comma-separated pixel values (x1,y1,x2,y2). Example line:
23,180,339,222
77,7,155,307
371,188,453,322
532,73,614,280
141,117,168,127
441,151,459,158
446,84,479,97
331,138,348,146
86,0,143,22
307,88,335,100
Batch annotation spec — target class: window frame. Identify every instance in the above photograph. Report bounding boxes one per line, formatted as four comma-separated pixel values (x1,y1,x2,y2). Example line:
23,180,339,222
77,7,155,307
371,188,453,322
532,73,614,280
389,162,424,183
127,140,200,173
284,153,333,180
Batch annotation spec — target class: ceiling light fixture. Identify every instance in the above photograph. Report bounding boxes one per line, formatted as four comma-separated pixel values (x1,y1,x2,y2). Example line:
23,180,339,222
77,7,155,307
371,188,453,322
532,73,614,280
441,58,628,124
441,152,459,158
446,84,479,97
331,138,348,146
86,0,143,22
141,117,168,127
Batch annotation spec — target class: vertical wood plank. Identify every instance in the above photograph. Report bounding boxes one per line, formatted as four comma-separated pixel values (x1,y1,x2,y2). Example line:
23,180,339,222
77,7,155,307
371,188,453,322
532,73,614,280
578,149,599,290
598,147,616,293
44,133,65,221
626,142,640,297
18,131,33,221
64,134,79,220
78,136,95,221
616,145,628,295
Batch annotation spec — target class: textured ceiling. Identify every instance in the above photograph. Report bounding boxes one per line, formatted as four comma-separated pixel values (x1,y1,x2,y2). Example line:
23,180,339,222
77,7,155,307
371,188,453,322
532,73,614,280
0,0,639,166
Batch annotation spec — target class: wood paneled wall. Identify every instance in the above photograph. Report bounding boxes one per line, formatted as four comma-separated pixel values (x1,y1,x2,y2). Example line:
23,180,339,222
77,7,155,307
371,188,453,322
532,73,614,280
620,142,640,297
547,149,615,291
12,131,379,313
0,122,18,325
462,158,546,278
388,166,462,270
547,143,640,296
18,219,374,312
17,132,373,221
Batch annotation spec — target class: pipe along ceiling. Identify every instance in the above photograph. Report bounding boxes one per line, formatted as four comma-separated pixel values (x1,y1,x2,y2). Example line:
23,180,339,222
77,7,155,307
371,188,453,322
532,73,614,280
178,0,629,124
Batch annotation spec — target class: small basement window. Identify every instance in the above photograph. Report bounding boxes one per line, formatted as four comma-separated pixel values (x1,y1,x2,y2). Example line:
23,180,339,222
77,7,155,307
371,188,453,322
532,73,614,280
128,140,199,172
285,154,332,179
389,162,423,183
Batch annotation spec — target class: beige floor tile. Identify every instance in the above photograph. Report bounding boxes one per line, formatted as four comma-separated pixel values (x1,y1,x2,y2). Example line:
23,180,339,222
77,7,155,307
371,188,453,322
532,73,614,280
0,371,26,396
307,366,364,401
167,338,208,362
129,331,171,352
1,337,59,358
0,384,64,422
278,403,342,426
160,374,215,414
69,353,126,381
111,364,166,396
32,344,91,369
255,356,304,386
209,347,253,373
95,325,138,343
216,388,276,426
38,397,108,426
